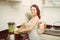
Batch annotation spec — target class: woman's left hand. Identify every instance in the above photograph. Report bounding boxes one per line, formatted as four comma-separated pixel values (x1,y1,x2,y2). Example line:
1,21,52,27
37,29,44,35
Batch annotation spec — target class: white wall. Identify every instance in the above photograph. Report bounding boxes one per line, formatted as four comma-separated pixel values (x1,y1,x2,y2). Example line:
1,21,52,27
41,7,60,25
0,1,27,31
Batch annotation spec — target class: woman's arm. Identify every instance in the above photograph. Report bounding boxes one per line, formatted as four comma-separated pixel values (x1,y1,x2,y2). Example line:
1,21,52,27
21,17,39,33
37,23,46,34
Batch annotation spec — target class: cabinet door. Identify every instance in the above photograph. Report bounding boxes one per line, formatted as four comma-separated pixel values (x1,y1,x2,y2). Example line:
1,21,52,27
42,0,60,7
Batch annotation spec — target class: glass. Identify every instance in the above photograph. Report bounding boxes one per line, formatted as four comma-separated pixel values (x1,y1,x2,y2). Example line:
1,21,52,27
8,22,15,34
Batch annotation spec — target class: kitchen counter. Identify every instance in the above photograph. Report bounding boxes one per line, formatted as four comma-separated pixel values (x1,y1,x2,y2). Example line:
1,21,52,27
43,29,60,37
0,29,60,40
0,29,8,40
40,34,60,40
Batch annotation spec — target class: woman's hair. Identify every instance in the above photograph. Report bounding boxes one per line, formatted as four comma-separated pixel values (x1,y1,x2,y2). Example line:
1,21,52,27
30,4,40,19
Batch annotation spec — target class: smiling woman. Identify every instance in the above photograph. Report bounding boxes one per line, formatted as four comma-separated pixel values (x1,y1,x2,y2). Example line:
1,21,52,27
16,4,41,40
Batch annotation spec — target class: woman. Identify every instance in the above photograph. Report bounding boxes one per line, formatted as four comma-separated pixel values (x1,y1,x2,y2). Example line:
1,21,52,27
19,4,44,40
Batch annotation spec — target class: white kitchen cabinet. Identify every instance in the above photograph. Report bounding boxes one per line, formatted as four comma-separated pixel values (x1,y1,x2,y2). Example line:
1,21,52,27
42,0,60,8
6,0,22,2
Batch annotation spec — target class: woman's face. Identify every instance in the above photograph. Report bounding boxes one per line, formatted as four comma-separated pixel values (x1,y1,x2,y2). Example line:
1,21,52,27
31,7,37,16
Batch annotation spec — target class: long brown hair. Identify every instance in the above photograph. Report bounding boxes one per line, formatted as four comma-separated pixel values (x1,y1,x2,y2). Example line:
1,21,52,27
30,4,40,19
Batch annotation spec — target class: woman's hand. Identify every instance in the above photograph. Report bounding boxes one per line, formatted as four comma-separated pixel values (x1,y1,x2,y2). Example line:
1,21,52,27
37,29,44,35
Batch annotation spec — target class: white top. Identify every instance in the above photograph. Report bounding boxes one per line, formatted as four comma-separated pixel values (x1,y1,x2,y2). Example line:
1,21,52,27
26,18,40,40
